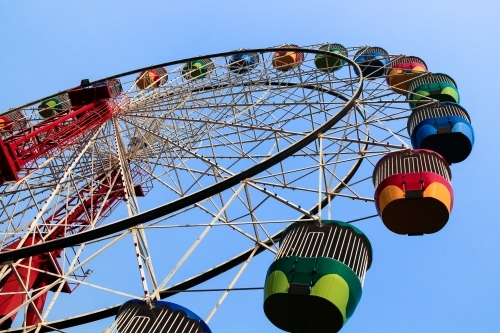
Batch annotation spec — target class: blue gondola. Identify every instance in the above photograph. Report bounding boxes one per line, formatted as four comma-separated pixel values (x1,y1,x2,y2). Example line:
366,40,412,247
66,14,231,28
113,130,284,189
353,47,389,79
112,299,212,333
408,102,474,163
229,51,259,74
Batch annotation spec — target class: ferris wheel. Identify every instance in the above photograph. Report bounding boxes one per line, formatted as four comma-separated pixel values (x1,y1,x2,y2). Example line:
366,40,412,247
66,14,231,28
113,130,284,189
0,44,473,333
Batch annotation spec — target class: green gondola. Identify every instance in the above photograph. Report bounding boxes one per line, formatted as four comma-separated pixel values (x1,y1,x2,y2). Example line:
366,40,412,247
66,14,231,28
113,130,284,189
315,43,347,73
264,220,372,333
182,58,214,80
37,93,71,118
407,73,459,108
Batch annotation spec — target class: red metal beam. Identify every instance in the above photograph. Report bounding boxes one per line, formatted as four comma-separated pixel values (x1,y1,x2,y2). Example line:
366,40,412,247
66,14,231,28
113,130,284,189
0,100,115,184
0,78,154,327
0,236,67,329
0,172,128,327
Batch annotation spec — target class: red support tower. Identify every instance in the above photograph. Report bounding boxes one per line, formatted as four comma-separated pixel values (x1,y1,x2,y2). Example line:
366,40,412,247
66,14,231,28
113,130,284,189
0,79,152,328
0,167,151,328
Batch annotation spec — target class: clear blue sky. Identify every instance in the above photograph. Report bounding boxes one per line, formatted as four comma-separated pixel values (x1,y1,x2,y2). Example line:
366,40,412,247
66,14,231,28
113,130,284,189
0,1,498,332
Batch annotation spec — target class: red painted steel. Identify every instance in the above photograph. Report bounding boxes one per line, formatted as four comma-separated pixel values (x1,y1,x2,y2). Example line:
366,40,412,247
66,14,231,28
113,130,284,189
0,172,124,327
0,236,67,328
68,79,122,106
0,164,153,327
0,100,115,184
0,79,151,328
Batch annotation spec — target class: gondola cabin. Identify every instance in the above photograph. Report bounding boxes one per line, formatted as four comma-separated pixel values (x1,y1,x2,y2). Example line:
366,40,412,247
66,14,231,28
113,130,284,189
38,93,72,118
353,47,389,79
112,299,212,333
314,43,347,73
386,56,427,94
272,44,304,71
68,79,123,106
229,52,259,74
407,73,459,108
408,103,474,163
135,67,168,90
264,220,372,333
0,116,12,132
373,149,453,235
0,109,27,133
182,58,214,80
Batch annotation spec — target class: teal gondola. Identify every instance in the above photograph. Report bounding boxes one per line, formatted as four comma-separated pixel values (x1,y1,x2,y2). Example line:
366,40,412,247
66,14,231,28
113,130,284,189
38,93,72,118
182,58,214,80
264,220,372,333
315,43,347,73
407,73,459,108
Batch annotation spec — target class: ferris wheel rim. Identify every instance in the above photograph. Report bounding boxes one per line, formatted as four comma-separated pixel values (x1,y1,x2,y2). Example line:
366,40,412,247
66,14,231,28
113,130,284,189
1,47,362,117
0,43,442,332
0,47,365,263
0,76,363,264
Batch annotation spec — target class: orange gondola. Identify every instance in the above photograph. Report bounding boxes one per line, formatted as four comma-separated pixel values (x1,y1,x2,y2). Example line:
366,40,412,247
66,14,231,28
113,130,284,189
135,67,168,89
272,44,304,71
386,56,427,94
373,149,453,235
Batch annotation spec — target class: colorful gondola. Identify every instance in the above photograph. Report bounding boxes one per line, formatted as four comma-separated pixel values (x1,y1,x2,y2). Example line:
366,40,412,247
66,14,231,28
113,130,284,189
229,51,259,74
386,56,427,94
407,73,459,108
264,220,372,333
135,67,168,89
373,149,453,235
112,299,212,333
182,58,214,80
408,102,474,163
353,46,389,79
314,43,347,73
272,44,304,71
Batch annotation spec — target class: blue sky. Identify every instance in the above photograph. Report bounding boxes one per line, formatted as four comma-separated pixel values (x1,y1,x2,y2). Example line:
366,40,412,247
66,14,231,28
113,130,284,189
0,1,498,332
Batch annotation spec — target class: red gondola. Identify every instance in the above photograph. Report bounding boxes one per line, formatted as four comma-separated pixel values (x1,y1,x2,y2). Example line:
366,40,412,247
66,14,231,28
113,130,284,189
373,149,453,235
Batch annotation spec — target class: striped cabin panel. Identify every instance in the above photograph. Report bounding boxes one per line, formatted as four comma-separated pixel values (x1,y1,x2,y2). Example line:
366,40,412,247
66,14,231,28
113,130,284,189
276,222,371,279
